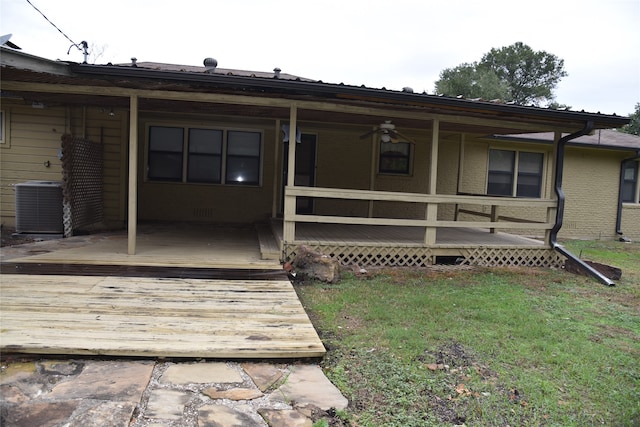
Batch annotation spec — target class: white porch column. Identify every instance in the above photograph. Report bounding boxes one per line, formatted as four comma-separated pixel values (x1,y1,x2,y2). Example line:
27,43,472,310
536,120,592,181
424,118,439,245
283,104,298,242
127,95,138,255
271,119,281,218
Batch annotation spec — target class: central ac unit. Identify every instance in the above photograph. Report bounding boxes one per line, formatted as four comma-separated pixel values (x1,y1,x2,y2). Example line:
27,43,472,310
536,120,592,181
15,181,64,234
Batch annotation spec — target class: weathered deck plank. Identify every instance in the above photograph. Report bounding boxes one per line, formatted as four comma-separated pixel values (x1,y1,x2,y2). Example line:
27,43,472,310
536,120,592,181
0,274,325,358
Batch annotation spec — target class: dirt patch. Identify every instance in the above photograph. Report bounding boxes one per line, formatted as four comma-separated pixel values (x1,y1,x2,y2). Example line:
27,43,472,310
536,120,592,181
0,227,34,248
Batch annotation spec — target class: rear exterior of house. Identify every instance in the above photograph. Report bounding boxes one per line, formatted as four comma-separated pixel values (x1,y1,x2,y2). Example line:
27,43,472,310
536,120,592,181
1,48,637,270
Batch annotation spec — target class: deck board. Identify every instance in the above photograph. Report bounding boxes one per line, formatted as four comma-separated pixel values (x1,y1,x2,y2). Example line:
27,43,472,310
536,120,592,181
0,274,325,358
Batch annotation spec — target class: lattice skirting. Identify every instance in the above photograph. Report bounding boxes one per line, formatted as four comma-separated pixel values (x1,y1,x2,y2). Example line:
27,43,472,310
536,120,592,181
284,244,435,267
283,244,564,268
459,247,564,268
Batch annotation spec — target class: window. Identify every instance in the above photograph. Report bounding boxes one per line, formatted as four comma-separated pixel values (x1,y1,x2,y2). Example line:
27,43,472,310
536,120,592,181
0,110,9,147
487,149,544,197
148,125,261,186
148,126,184,181
187,129,222,183
622,162,639,203
379,141,411,174
226,131,261,185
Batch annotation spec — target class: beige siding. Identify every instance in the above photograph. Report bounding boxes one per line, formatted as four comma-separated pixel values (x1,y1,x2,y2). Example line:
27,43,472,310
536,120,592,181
0,104,66,227
313,127,371,217
621,205,640,239
560,147,624,240
0,104,126,229
137,117,276,224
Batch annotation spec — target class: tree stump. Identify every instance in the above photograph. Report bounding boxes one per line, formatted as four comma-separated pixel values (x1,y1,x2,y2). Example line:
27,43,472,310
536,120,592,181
291,245,341,283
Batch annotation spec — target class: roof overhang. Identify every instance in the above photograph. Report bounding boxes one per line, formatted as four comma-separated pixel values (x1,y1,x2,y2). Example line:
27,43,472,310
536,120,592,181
1,47,631,136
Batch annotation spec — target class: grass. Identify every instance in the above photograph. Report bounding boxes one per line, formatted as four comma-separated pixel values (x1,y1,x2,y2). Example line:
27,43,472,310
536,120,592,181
296,239,640,426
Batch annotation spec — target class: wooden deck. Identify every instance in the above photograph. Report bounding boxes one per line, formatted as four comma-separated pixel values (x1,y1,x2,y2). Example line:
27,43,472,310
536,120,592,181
273,221,545,247
0,273,325,358
0,223,326,359
2,223,280,269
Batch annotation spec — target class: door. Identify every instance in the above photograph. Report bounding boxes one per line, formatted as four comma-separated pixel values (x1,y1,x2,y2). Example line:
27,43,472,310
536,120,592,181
282,133,317,214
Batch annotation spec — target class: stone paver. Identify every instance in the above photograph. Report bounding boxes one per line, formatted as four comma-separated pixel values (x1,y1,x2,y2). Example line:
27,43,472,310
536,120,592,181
0,358,348,427
270,365,349,411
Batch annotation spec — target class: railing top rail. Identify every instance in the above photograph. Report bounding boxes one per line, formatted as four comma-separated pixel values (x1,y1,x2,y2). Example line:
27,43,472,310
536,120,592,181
286,186,557,207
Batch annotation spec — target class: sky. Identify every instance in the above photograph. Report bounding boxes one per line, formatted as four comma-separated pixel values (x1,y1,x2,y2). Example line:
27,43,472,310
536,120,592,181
1,0,639,116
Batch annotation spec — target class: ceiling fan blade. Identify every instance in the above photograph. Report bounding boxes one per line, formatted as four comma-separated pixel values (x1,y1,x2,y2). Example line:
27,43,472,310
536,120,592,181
359,127,380,139
390,130,416,144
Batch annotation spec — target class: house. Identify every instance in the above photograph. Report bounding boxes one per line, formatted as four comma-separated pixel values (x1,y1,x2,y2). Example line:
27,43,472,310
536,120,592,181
1,47,636,284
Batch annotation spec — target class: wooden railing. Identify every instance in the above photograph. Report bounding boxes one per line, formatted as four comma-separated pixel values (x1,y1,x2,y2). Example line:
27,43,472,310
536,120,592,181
283,186,557,245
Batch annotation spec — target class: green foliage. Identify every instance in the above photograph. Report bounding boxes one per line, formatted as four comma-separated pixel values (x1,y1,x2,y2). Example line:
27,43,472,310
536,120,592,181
299,243,640,426
435,62,510,101
619,102,640,135
435,42,567,106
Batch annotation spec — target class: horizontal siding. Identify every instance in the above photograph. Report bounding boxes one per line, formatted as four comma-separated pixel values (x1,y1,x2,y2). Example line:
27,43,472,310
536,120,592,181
0,106,67,227
0,105,125,229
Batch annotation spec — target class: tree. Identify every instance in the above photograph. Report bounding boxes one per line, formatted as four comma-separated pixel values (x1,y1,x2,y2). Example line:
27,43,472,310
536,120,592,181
434,42,567,106
435,62,510,101
619,103,640,136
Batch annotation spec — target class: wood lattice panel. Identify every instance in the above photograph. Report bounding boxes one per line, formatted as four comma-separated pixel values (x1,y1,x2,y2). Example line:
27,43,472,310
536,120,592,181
61,134,104,236
284,244,435,267
284,244,563,269
460,247,563,268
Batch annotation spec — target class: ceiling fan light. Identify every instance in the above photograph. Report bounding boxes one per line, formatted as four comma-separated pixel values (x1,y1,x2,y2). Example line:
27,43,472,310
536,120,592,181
380,134,391,143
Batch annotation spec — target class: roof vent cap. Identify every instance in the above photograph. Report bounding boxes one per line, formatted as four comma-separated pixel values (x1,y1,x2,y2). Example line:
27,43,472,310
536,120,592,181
402,87,413,93
131,57,137,67
204,57,218,73
274,67,281,78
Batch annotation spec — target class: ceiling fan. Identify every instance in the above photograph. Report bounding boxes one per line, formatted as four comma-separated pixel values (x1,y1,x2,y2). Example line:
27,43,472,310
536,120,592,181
359,121,415,144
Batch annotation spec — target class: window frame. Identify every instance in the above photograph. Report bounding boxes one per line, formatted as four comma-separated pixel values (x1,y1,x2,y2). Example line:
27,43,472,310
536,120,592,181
378,140,413,175
486,148,545,198
0,109,10,148
622,161,640,204
146,123,263,186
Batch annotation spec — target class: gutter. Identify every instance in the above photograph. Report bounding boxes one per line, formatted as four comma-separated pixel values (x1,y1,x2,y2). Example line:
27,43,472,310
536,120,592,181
549,121,615,286
616,150,640,238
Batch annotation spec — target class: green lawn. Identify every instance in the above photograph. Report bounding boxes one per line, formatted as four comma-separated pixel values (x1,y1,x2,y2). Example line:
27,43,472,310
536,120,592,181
296,240,640,427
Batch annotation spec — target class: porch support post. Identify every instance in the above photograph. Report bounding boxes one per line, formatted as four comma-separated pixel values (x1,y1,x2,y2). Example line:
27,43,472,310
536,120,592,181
424,118,439,245
271,119,281,218
454,133,465,221
127,94,138,255
368,129,377,217
283,104,298,243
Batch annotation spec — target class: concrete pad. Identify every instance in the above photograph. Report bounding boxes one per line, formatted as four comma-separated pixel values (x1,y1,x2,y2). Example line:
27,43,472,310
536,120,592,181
258,408,313,427
160,362,243,385
145,389,191,420
197,404,265,427
270,365,348,411
48,360,153,402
